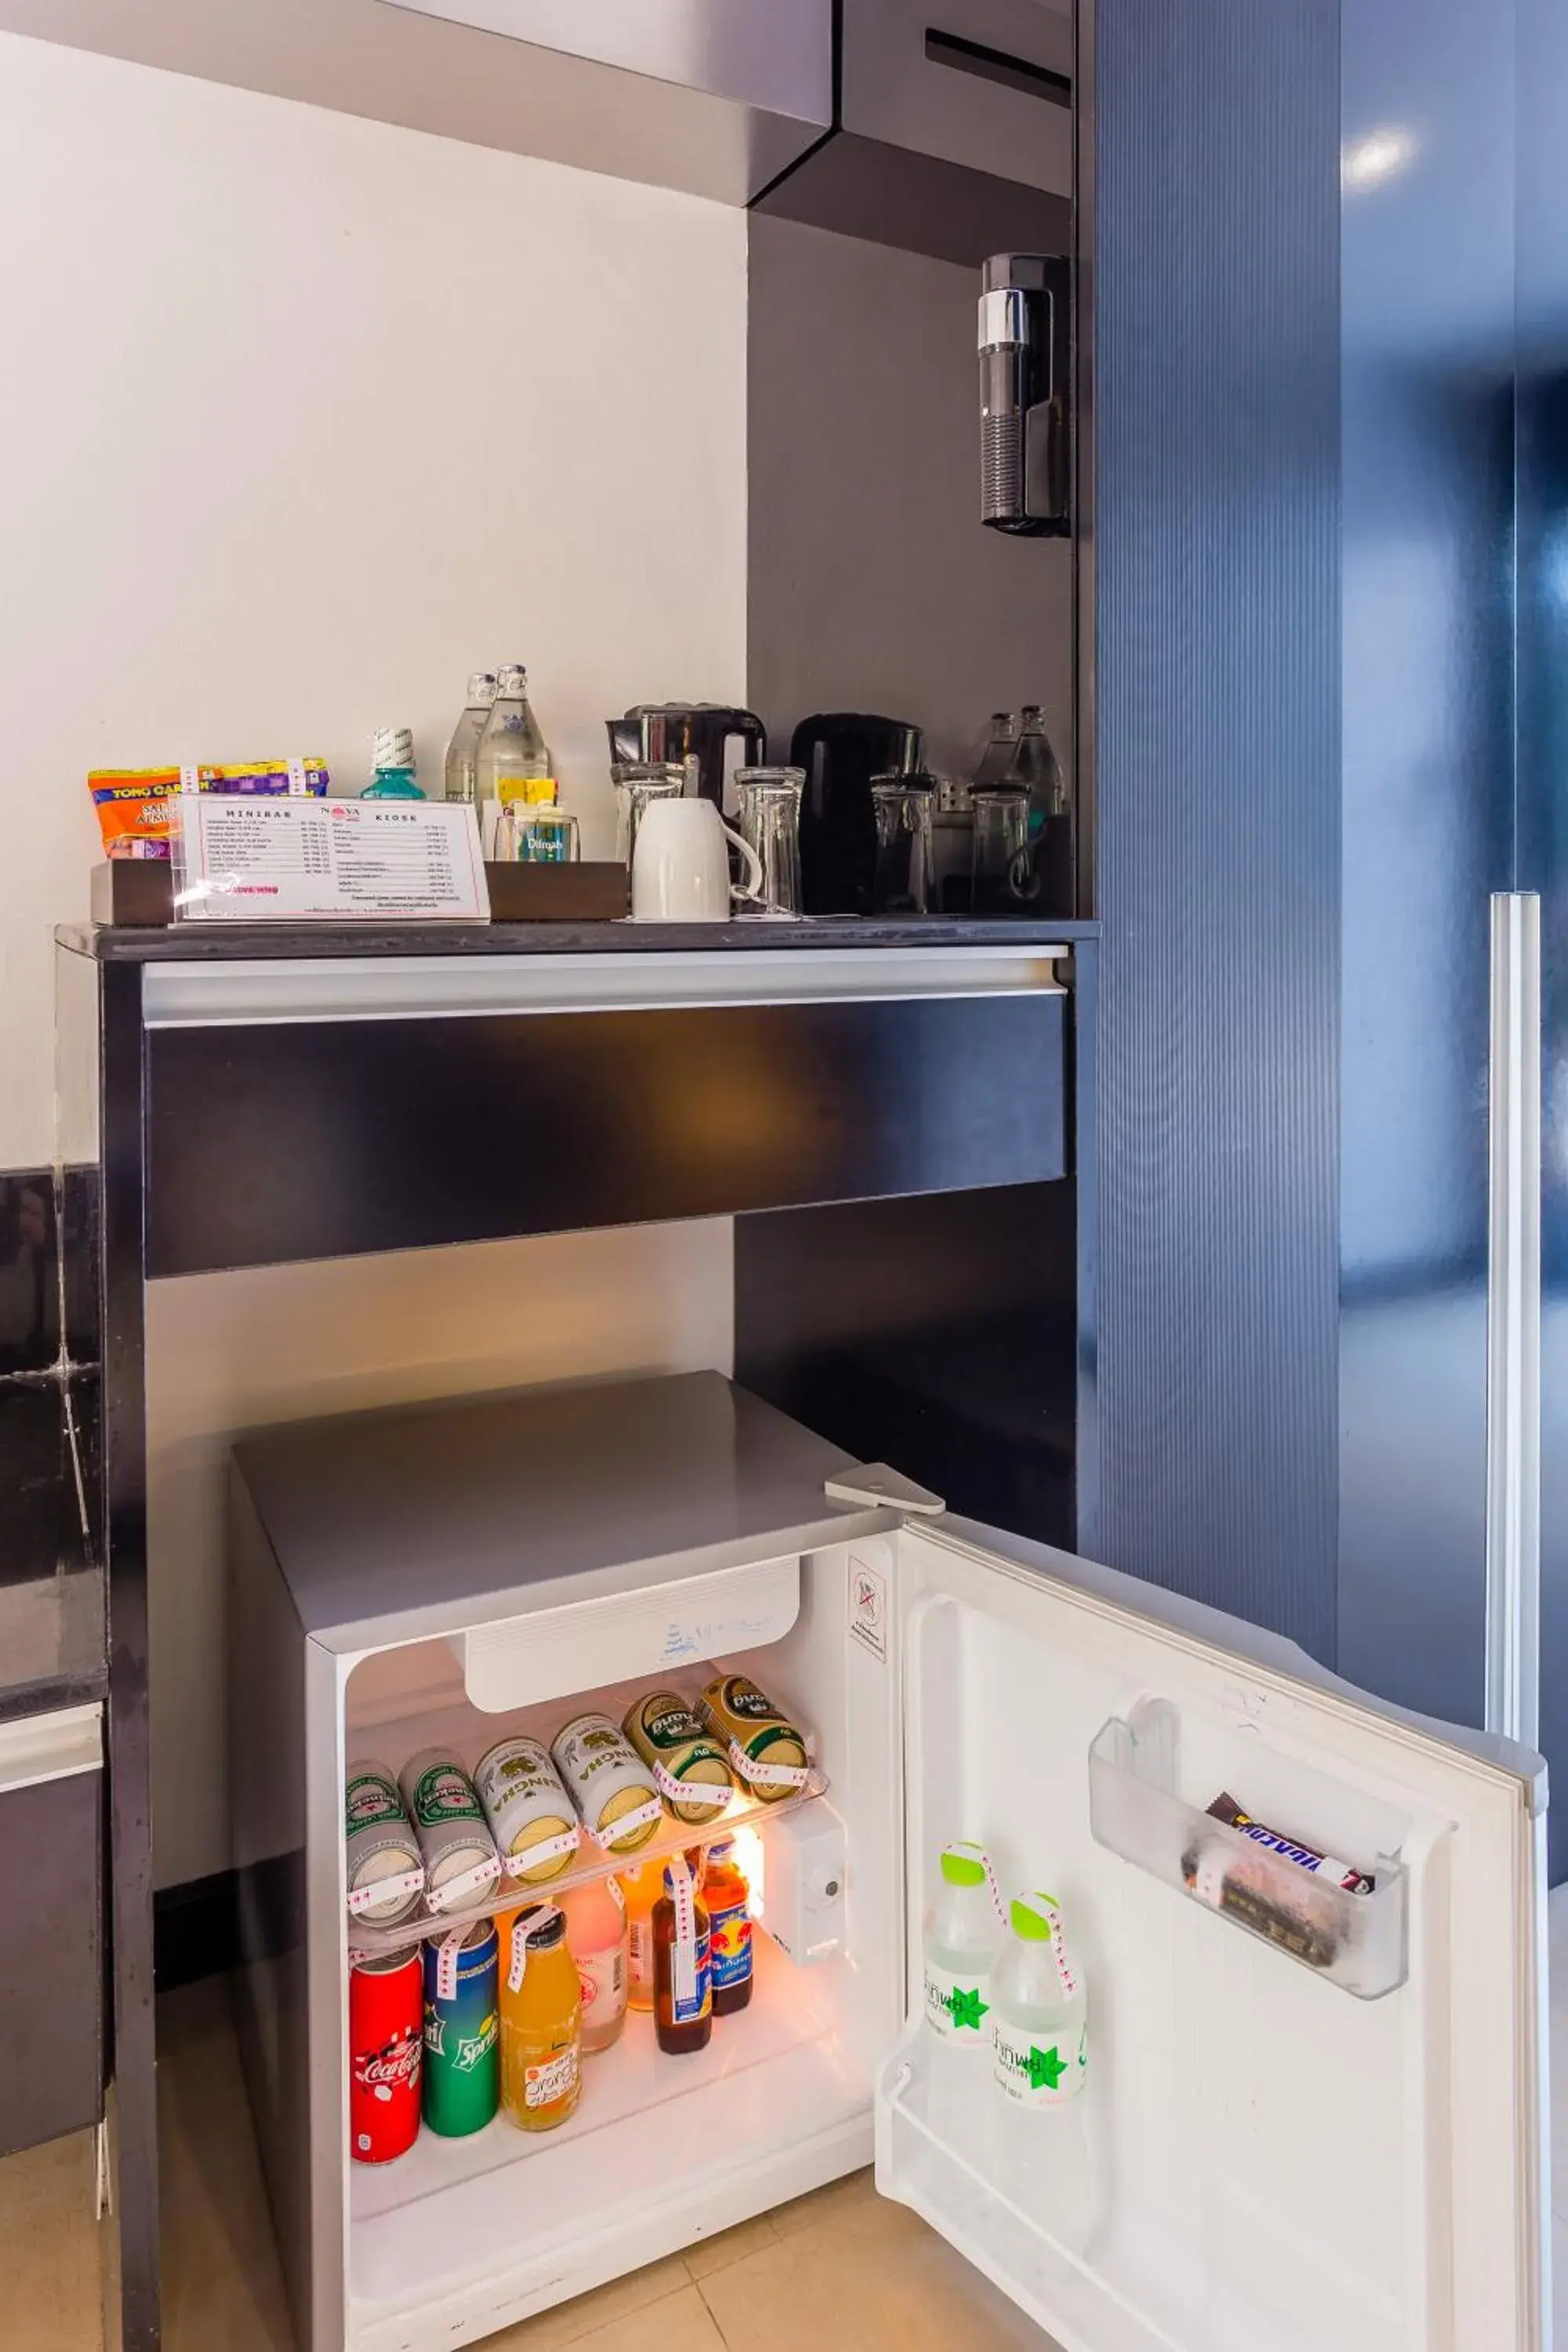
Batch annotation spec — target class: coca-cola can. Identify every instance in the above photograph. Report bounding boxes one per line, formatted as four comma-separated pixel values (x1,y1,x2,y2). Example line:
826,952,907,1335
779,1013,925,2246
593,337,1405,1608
349,1949,423,2164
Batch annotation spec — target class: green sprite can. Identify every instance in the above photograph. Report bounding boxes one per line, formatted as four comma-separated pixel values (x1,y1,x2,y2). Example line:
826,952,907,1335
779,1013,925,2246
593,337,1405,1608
421,1921,499,2136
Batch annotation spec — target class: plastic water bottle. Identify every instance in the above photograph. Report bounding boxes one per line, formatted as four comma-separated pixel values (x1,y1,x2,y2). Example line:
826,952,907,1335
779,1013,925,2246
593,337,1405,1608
990,1891,1087,2108
922,1842,1002,2048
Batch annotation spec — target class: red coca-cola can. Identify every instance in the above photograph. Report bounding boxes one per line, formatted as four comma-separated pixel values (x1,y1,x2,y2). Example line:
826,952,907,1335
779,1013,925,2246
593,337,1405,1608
350,1950,422,2163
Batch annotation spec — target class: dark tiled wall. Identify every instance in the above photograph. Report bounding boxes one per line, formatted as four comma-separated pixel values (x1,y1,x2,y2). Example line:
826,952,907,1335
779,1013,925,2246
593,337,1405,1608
0,1166,100,1596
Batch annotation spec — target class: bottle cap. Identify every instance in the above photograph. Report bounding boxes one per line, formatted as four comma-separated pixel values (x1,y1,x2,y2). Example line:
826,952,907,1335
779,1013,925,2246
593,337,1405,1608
466,672,499,706
1010,1892,1061,1941
514,1903,564,1950
706,1837,735,1864
371,725,415,773
496,662,529,695
939,1842,989,1890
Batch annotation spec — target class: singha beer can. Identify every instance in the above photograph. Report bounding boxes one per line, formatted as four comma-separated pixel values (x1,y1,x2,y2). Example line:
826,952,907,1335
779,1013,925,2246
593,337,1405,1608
622,1691,733,1825
422,1922,500,2137
349,1950,423,2163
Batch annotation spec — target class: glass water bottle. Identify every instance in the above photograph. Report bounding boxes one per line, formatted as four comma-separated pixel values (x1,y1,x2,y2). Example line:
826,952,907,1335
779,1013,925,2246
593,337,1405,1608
474,663,550,855
444,672,497,804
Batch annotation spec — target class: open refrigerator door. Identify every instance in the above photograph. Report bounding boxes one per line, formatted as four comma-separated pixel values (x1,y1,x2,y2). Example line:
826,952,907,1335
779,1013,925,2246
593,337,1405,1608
874,1517,1549,2352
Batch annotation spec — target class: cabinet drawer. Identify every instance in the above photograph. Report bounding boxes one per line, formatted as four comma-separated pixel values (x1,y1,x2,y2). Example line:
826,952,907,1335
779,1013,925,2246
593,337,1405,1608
146,986,1069,1274
0,1708,103,2158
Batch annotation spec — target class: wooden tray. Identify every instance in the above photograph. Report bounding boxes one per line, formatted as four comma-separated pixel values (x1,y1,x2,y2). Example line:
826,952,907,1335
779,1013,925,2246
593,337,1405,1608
90,859,630,927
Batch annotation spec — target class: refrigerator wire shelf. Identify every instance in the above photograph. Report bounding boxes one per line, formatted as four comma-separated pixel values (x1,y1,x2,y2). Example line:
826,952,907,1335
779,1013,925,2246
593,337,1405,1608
347,1764,831,1962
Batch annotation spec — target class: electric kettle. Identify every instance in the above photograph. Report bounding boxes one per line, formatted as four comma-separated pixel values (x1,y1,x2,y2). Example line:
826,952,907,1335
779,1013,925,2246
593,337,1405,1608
605,706,767,814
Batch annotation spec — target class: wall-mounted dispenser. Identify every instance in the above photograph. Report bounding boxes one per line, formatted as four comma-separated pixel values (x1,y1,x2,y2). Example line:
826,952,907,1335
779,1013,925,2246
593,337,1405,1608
978,252,1071,535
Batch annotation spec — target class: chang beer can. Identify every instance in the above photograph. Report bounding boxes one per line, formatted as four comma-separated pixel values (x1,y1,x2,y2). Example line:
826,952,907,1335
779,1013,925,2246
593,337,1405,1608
696,1675,809,1803
550,1713,663,1853
397,1750,500,1911
622,1691,734,1826
344,1760,425,1924
422,1921,500,2137
474,1736,580,1885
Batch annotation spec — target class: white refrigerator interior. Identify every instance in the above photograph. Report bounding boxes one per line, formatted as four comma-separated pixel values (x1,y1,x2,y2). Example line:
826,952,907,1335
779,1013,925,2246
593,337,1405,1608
225,1372,1548,2352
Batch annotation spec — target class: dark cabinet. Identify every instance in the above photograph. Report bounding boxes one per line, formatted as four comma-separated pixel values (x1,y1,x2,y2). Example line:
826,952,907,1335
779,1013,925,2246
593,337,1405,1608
0,1708,103,2158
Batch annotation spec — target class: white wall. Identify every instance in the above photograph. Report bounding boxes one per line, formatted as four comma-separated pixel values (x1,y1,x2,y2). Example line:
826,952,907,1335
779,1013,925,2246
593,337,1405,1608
0,30,748,1168
0,34,747,1885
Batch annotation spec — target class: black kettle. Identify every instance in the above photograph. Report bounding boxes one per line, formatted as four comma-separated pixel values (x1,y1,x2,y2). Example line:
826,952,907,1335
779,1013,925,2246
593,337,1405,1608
606,706,767,811
792,712,925,914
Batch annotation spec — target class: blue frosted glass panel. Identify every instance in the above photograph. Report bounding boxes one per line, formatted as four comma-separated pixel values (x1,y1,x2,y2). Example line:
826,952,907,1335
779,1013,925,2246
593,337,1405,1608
1094,0,1341,1656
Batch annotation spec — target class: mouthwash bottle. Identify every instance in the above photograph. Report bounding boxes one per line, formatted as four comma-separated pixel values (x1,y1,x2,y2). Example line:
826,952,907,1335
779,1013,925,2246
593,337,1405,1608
922,1842,1002,2046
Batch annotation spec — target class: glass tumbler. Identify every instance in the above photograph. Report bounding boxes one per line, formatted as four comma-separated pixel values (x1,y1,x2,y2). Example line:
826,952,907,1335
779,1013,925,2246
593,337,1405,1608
734,767,804,916
869,777,936,915
969,786,1036,914
495,805,581,863
612,761,686,869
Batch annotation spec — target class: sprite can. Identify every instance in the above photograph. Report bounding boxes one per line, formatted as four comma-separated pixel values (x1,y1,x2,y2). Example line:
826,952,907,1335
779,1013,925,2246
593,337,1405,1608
421,1922,499,2136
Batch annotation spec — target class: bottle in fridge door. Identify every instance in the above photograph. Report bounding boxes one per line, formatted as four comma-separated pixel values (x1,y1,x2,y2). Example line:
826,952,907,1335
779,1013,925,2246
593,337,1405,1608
921,1842,1002,2047
989,1893,1085,2109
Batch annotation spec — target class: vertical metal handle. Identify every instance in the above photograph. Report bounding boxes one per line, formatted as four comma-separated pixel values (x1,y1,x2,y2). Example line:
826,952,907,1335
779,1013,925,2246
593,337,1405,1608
1484,892,1542,1747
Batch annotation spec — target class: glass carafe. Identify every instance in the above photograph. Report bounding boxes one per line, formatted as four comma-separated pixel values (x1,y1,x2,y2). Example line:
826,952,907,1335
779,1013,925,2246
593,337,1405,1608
870,776,936,915
612,761,686,869
734,767,804,917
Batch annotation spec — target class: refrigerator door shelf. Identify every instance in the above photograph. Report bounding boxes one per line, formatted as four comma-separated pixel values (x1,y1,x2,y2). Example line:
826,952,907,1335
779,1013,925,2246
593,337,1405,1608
1086,1700,1409,2000
455,1552,801,1711
876,1517,1546,2352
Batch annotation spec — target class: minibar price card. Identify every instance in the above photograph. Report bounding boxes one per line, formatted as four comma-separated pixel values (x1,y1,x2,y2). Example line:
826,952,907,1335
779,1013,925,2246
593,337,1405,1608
174,798,489,923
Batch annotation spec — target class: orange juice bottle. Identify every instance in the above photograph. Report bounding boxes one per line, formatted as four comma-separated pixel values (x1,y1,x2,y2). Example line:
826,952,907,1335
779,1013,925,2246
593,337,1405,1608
498,1904,581,2132
619,1860,662,2013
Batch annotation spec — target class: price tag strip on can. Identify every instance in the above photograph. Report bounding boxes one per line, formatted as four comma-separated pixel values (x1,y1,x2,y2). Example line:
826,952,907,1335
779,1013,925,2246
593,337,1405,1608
726,1740,811,1793
648,1758,731,1815
425,1852,502,1913
434,1925,468,2004
590,1794,665,1851
347,1866,426,1918
501,1825,581,1880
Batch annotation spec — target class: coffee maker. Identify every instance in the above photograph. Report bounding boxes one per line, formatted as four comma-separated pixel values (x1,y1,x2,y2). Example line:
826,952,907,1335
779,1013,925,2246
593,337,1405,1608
791,711,925,915
606,706,767,813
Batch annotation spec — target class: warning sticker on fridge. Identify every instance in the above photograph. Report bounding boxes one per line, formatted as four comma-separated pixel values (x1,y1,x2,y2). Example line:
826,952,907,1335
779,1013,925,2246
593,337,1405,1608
848,1557,888,1663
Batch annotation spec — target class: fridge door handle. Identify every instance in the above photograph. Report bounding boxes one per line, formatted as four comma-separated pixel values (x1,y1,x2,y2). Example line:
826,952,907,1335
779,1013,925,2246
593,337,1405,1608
1484,891,1542,1749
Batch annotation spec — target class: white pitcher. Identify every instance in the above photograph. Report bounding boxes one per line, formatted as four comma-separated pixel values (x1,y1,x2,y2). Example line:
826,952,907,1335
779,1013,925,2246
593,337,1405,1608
630,796,765,921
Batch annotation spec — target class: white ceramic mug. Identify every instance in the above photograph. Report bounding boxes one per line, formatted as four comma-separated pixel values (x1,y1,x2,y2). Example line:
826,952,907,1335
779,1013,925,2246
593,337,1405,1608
630,797,765,921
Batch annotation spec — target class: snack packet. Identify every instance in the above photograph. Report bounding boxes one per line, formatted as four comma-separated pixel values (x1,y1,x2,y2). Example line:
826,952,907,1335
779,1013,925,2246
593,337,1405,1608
89,760,330,858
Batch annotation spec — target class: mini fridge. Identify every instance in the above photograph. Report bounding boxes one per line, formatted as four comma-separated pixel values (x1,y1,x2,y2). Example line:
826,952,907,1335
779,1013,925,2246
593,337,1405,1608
227,1370,1549,2352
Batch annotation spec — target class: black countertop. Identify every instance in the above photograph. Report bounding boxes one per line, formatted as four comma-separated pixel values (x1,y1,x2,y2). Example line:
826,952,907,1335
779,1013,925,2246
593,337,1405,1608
58,916,1098,965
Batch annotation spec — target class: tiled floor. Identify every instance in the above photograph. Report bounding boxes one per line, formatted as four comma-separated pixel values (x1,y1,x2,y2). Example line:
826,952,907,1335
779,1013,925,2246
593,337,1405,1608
2,1977,1057,2352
